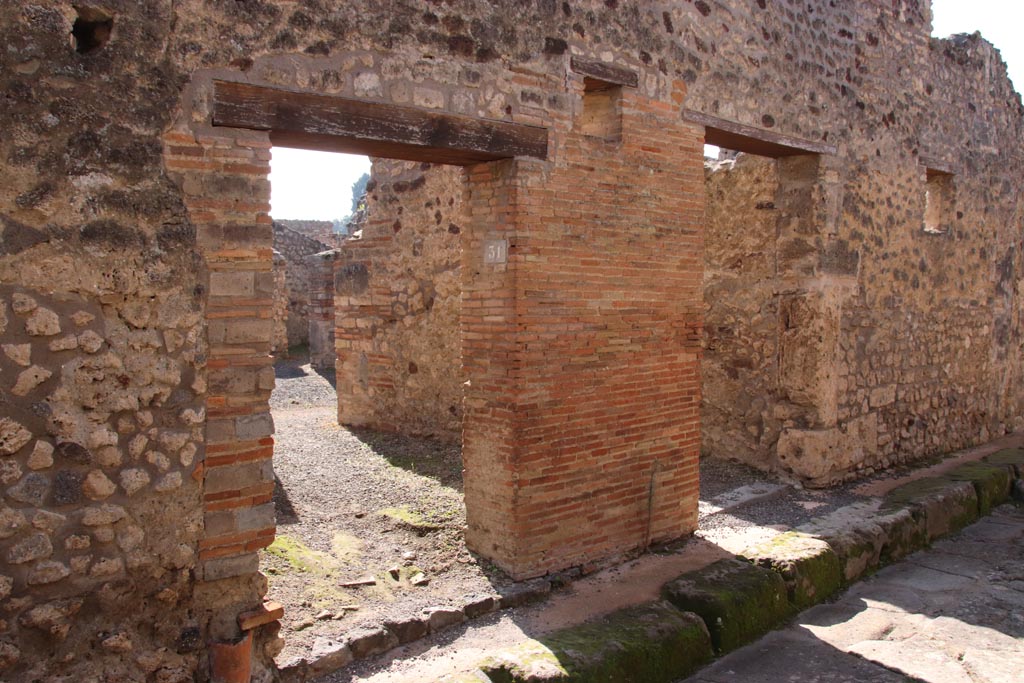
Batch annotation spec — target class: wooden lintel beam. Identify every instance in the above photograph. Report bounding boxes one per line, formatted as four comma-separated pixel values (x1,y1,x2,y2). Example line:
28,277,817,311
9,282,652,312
212,80,548,165
684,110,837,158
570,56,639,89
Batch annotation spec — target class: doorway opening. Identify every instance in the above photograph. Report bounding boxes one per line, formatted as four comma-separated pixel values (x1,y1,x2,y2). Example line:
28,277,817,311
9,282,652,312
692,114,842,546
264,149,496,663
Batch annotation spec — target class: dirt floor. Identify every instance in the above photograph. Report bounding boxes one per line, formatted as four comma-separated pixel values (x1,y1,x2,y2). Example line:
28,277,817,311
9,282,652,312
266,356,520,666
266,354,997,671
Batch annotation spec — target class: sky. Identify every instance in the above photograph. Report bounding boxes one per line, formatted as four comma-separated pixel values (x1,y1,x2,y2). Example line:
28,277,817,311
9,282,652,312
270,2,1023,218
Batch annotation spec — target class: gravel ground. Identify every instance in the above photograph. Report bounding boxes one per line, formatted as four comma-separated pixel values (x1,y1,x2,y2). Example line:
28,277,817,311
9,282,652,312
266,357,508,667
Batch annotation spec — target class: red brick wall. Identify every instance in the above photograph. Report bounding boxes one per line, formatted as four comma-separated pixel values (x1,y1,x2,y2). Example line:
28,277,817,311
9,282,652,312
463,85,705,579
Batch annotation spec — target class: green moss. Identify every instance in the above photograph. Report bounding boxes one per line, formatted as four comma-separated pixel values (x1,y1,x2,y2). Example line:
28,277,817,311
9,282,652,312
883,477,957,508
265,535,335,574
330,532,363,564
662,558,789,653
740,532,842,610
377,505,440,532
943,462,1012,515
479,603,712,682
985,448,1024,477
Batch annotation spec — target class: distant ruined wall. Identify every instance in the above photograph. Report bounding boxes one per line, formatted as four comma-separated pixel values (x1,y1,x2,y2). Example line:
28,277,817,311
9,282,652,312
333,160,464,440
274,219,338,249
271,223,331,350
270,250,288,355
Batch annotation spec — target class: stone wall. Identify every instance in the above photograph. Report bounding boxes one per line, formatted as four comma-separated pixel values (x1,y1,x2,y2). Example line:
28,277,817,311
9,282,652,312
271,222,331,350
333,159,465,440
271,250,288,355
274,219,338,248
0,1,1021,680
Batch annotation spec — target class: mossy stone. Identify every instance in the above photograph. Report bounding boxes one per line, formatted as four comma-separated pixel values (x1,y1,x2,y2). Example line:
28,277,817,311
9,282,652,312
478,601,712,682
883,477,978,540
661,558,789,654
739,532,842,611
943,462,1012,515
985,448,1024,477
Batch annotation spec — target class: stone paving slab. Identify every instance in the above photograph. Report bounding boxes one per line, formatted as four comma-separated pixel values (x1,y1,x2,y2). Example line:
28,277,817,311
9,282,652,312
683,629,910,683
681,505,1024,683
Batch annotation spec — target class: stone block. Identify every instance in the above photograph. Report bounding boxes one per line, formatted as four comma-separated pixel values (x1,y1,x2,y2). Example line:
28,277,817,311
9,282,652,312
346,626,398,659
235,412,274,440
201,552,259,581
309,637,352,674
943,462,1013,515
984,447,1024,477
383,616,428,644
479,602,712,682
739,532,843,610
235,503,275,532
209,271,255,297
425,606,466,633
662,558,789,653
883,477,978,541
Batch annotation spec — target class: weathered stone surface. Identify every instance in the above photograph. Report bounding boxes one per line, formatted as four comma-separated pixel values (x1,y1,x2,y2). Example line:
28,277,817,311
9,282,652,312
7,533,53,564
31,510,66,534
347,626,399,659
740,532,843,610
0,418,32,456
119,468,150,495
81,504,127,526
383,617,428,645
0,460,22,485
2,343,30,366
0,507,27,539
19,599,83,640
425,606,466,633
27,560,71,585
52,471,83,506
83,470,117,500
11,364,52,395
662,558,790,653
943,462,1013,515
26,441,54,470
480,602,713,683
309,637,353,673
7,473,50,506
25,307,59,336
0,575,12,601
883,478,978,541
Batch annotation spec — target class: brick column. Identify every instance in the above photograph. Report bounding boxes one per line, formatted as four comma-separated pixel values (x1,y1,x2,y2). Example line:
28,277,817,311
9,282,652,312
462,90,706,579
164,130,277,585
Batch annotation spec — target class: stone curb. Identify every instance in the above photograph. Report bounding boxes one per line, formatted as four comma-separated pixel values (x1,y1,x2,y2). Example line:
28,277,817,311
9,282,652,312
468,602,712,683
444,451,1022,682
279,575,569,682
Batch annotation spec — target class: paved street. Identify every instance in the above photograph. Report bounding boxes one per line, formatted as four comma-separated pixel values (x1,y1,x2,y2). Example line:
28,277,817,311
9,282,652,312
683,504,1024,683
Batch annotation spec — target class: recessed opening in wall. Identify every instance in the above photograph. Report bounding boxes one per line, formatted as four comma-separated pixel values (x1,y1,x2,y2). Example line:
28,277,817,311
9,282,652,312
265,148,483,664
923,167,954,235
696,119,835,534
268,147,370,359
211,79,549,663
579,79,623,141
71,6,114,54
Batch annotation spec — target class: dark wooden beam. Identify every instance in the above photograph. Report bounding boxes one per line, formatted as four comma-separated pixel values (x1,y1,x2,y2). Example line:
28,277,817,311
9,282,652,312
570,56,639,89
212,81,548,165
684,110,837,158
